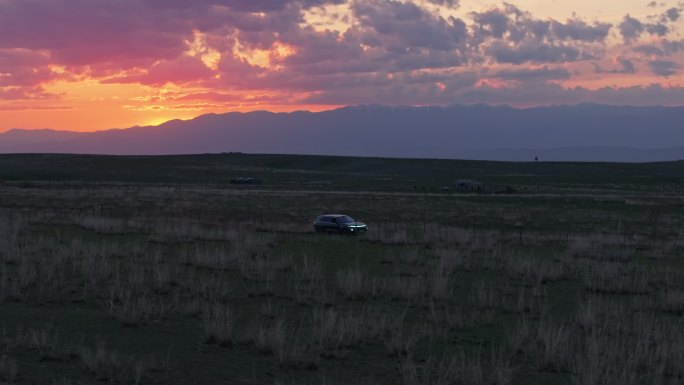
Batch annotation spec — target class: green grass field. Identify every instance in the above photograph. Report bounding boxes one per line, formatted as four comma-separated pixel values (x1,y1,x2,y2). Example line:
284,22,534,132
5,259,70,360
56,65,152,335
1,154,683,385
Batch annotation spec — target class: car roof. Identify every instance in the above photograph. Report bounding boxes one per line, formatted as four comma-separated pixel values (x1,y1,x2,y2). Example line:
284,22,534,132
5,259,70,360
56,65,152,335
319,214,350,217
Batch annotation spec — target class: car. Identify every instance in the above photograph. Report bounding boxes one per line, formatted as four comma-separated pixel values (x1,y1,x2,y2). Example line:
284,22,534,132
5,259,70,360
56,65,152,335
313,214,367,234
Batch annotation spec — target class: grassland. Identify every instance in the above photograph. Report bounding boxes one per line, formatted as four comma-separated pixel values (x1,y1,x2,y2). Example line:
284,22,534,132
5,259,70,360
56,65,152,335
1,153,683,385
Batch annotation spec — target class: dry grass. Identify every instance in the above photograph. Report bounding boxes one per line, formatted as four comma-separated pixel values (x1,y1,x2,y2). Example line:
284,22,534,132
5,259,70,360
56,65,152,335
432,248,476,272
383,275,428,303
1,324,166,384
570,297,684,384
660,290,684,314
79,340,162,384
400,348,515,385
336,269,381,300
534,322,573,372
580,262,651,295
506,256,568,284
0,354,17,384
255,319,287,357
253,319,319,368
105,287,174,327
364,223,411,245
383,316,419,357
202,303,234,346
2,182,684,384
72,215,132,234
312,307,388,357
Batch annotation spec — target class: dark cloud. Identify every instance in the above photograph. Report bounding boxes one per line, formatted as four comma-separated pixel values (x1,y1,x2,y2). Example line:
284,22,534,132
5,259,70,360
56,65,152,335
619,15,644,43
463,82,684,107
470,4,610,65
350,0,467,51
648,60,679,76
618,10,680,44
526,19,552,40
141,0,345,12
633,39,684,58
486,41,585,64
301,71,480,105
551,19,611,42
472,4,610,44
304,77,684,108
616,57,637,73
472,8,510,39
223,0,346,12
232,0,471,78
0,0,681,109
665,7,680,21
662,39,684,55
492,66,573,81
633,44,665,56
425,0,460,7
646,22,669,36
593,57,636,74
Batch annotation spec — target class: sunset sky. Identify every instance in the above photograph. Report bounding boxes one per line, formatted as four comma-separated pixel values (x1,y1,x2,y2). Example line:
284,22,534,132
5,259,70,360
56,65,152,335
1,0,683,132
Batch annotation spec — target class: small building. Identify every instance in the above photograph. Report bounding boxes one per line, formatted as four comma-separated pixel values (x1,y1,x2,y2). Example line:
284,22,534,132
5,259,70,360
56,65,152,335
455,179,515,194
455,179,484,193
230,177,262,185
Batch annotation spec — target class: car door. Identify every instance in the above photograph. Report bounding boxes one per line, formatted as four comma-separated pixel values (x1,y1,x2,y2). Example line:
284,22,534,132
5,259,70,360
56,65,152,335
318,216,333,232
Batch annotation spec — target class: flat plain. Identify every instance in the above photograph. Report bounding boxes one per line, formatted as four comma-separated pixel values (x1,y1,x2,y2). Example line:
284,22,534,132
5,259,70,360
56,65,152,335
1,153,684,385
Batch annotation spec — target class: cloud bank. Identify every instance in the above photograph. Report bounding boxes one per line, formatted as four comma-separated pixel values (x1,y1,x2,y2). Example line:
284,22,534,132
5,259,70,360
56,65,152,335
1,0,683,128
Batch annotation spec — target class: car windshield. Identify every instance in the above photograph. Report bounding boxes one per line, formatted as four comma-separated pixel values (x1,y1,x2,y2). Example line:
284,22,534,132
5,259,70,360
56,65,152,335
337,216,355,223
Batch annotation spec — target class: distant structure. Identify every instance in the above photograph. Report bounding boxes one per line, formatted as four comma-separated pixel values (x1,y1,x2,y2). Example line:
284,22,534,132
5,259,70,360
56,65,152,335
455,179,515,194
230,177,262,185
535,156,538,162
455,179,484,193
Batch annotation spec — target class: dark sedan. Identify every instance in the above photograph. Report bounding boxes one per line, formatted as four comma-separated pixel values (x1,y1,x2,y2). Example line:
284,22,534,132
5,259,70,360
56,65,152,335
314,214,367,234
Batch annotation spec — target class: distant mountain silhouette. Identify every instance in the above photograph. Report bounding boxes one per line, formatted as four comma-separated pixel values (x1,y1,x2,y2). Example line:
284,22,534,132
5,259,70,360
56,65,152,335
2,104,684,162
0,128,88,145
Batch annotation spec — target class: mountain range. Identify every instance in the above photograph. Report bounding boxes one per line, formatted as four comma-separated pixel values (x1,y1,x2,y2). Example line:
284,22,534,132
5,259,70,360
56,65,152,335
2,104,684,162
